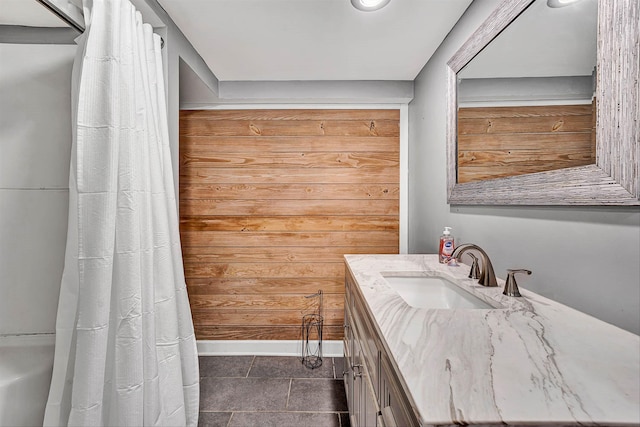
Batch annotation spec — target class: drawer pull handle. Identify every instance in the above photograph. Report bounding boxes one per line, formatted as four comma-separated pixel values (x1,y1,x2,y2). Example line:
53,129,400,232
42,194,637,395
352,364,363,379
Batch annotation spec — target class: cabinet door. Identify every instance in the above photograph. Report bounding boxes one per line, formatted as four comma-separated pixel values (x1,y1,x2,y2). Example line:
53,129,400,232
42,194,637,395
343,307,354,415
362,367,379,427
352,289,380,398
352,338,381,427
351,339,364,427
380,354,418,427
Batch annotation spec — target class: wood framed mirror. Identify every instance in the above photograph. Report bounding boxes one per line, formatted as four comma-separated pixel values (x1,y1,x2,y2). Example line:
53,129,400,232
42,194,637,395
446,0,639,205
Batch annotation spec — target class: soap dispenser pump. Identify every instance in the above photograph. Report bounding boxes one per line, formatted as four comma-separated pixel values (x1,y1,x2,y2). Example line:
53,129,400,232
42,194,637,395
439,227,455,264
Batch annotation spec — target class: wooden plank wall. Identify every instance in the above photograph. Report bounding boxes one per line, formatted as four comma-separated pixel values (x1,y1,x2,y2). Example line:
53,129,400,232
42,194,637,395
179,109,400,341
457,103,596,183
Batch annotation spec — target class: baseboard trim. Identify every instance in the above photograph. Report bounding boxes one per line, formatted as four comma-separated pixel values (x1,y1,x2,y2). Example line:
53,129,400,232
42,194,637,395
197,340,344,357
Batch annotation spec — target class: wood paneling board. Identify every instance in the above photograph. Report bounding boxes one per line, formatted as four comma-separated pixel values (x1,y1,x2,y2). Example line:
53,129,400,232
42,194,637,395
179,183,399,200
190,293,343,310
194,326,344,341
180,151,398,169
457,104,592,119
458,132,593,150
458,164,594,183
183,262,345,279
180,136,400,152
183,246,398,263
180,216,399,232
458,104,596,183
190,309,344,326
458,115,593,134
181,231,398,248
458,149,594,167
180,109,400,121
186,278,346,295
180,199,399,216
180,120,400,137
180,109,400,340
180,167,399,184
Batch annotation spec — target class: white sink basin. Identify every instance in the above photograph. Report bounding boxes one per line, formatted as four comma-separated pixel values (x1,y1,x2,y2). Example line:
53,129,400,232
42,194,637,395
382,275,494,310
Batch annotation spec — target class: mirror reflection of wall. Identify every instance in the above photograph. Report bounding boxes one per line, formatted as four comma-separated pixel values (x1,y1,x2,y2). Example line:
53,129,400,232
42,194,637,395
456,0,597,184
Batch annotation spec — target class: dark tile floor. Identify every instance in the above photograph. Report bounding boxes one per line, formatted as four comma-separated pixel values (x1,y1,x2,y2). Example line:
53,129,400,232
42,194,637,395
198,356,350,427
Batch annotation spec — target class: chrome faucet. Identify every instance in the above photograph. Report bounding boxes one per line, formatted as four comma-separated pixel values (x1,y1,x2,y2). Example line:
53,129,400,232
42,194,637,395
451,243,498,287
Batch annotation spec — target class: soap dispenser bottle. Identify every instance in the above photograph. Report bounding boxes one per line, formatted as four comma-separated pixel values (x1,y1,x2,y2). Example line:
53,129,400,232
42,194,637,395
439,227,455,264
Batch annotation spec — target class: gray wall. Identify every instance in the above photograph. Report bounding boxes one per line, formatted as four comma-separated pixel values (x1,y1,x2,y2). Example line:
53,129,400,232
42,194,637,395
164,24,219,201
0,43,75,335
408,0,640,334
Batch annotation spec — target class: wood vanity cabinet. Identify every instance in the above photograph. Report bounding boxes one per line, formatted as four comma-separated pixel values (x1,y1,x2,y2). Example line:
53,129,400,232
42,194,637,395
344,269,420,427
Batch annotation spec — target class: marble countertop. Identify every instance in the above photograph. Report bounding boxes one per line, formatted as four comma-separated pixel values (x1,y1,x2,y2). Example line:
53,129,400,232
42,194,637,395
344,254,640,426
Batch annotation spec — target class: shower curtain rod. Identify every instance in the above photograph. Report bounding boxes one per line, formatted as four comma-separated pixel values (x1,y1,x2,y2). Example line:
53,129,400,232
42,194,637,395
35,0,165,48
36,0,85,33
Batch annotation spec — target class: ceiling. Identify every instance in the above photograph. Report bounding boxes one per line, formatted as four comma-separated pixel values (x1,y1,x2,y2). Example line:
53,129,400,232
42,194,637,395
0,0,599,83
0,0,67,26
157,0,472,81
461,0,597,79
1,0,472,81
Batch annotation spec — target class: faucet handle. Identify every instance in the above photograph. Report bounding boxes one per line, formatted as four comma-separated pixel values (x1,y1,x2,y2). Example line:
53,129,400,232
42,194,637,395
467,253,481,280
503,269,531,297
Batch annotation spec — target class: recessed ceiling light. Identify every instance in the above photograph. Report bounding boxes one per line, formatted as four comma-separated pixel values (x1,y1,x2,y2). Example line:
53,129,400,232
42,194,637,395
547,0,582,8
351,0,391,12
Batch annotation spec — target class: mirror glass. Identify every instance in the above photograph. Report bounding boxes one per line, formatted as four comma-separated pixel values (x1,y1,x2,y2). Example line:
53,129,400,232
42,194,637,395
456,0,598,184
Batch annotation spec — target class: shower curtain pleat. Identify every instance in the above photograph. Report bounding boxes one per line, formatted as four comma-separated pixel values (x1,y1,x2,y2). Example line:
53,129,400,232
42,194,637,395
44,0,199,425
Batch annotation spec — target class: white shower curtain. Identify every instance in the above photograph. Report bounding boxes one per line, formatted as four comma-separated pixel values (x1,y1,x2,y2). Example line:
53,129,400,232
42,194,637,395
44,0,199,425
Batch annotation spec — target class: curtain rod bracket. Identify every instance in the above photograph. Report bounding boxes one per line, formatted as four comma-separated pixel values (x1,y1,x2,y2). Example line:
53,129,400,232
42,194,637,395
36,0,165,49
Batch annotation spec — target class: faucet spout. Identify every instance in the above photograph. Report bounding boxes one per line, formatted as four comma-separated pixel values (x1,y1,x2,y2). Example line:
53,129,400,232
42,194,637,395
451,243,498,287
